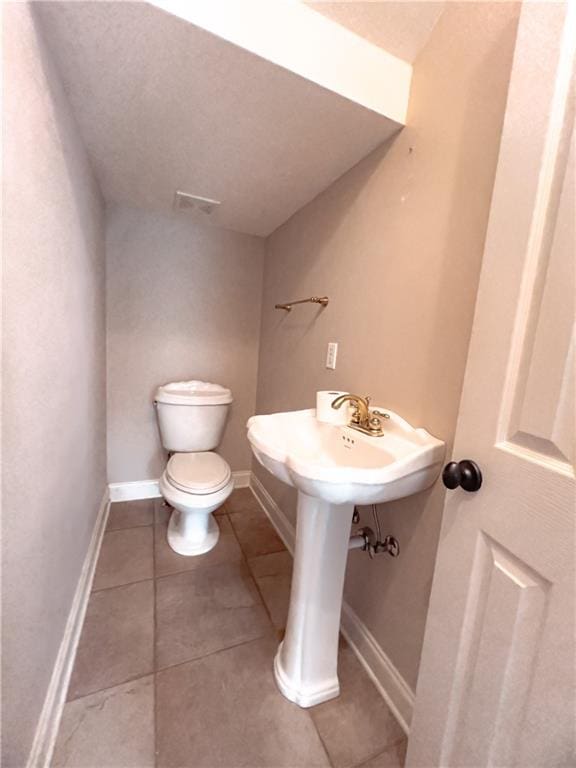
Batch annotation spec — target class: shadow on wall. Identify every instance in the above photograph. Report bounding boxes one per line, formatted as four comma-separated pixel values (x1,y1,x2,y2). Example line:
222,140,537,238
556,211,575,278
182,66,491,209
3,7,106,767
30,7,105,272
420,11,522,434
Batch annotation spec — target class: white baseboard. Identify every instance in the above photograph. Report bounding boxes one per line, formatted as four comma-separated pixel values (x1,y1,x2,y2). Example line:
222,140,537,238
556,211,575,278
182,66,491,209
340,604,414,734
108,470,252,502
231,470,251,489
27,491,110,768
108,478,161,502
249,472,414,734
250,474,296,553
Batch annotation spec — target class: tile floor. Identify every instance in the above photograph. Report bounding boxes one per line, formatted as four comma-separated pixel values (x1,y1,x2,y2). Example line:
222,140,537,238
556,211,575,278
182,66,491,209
52,489,407,768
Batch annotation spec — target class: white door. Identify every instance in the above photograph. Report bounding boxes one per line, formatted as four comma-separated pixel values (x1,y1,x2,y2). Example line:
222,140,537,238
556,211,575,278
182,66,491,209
406,3,575,767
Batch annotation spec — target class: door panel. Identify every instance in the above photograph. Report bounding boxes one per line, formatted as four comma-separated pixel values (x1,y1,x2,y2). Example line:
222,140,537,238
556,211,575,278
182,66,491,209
443,534,551,766
407,4,575,766
503,122,574,468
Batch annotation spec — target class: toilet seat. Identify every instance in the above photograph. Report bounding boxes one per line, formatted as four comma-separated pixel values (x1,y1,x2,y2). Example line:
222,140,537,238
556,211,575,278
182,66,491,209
166,452,231,495
160,452,234,515
159,458,234,556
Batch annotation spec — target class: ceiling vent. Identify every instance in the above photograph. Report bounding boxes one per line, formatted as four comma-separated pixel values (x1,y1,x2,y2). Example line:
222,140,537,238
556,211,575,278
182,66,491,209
174,190,221,215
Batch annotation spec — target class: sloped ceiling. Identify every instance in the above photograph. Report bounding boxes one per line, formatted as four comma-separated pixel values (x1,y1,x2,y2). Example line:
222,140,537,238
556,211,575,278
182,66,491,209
305,2,445,63
36,1,414,236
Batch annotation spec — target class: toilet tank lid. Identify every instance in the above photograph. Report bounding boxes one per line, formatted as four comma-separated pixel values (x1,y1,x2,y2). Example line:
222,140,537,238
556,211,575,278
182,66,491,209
155,380,233,406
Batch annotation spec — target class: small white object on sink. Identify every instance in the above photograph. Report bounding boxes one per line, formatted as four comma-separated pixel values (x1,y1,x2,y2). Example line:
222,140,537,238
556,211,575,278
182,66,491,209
315,390,350,425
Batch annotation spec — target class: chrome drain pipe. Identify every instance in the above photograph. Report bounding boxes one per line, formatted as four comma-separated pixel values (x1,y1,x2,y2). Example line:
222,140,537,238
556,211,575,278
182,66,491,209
348,534,367,550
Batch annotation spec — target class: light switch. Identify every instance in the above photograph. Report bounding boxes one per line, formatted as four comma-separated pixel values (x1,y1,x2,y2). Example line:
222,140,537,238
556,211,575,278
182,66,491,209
326,342,338,370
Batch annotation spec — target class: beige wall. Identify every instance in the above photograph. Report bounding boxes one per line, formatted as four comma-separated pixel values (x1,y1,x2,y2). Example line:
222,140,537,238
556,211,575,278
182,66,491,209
256,2,520,691
1,4,520,761
1,4,107,765
106,204,265,483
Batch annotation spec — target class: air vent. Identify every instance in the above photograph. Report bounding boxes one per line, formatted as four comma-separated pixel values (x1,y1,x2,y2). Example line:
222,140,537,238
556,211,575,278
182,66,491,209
174,190,221,215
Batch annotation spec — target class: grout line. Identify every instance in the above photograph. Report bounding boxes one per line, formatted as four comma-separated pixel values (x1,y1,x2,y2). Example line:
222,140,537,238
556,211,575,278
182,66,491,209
107,498,156,533
227,492,296,642
155,633,273,677
91,524,155,593
152,671,158,768
152,500,273,732
85,488,405,767
151,516,158,676
244,566,277,635
153,503,285,589
224,511,280,634
66,670,156,704
153,551,245,582
306,711,335,768
90,576,154,595
151,516,239,577
104,522,154,533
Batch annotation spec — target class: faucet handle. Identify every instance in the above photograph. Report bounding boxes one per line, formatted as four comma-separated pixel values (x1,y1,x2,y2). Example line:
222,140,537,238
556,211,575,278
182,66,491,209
368,416,384,436
367,407,390,437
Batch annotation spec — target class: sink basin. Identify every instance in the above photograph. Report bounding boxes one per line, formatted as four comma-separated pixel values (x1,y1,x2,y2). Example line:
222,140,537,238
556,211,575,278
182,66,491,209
247,408,445,505
247,406,445,709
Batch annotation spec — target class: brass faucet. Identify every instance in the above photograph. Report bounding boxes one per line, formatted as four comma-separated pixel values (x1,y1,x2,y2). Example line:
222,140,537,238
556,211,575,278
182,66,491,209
331,393,388,437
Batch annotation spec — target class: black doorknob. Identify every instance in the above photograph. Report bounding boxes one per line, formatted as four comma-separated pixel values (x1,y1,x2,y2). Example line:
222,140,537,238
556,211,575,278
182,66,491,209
442,460,482,492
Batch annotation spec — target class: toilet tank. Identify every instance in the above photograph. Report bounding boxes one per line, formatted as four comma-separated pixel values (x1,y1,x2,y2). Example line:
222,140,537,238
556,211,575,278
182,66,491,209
154,380,233,452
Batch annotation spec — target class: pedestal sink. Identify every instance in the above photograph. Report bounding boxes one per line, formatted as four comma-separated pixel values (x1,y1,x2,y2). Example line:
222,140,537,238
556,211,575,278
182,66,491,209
247,407,445,707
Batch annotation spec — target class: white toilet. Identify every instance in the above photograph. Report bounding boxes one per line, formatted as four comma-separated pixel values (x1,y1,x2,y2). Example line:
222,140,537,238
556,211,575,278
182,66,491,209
154,380,234,556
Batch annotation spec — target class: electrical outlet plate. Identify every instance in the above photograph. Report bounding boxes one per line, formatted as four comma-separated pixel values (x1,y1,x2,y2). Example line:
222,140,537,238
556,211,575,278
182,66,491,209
326,342,338,370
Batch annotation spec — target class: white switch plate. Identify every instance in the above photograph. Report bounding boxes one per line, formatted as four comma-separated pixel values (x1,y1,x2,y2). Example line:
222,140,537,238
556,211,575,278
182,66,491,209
326,342,338,370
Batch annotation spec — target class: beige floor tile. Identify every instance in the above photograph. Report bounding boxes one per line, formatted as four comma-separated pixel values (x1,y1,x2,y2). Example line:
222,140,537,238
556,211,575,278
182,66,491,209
247,549,292,579
248,550,293,630
223,487,261,515
229,506,286,559
156,637,330,768
68,581,154,700
154,499,171,525
59,486,406,768
106,500,154,530
309,644,406,768
155,561,271,669
154,515,243,577
52,676,154,767
357,740,408,768
92,527,153,591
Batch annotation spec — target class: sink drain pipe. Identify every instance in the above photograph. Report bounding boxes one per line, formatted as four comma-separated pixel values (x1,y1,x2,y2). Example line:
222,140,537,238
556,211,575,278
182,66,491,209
348,534,367,550
349,505,400,558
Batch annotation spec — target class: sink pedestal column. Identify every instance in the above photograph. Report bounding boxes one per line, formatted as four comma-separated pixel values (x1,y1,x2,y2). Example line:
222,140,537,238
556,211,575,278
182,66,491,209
274,491,354,707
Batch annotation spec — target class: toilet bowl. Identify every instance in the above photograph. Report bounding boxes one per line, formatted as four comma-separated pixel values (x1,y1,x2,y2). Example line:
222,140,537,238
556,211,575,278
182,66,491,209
154,380,234,556
159,452,234,555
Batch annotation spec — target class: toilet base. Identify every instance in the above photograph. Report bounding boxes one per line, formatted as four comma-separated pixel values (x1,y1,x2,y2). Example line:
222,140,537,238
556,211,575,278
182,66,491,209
167,510,220,556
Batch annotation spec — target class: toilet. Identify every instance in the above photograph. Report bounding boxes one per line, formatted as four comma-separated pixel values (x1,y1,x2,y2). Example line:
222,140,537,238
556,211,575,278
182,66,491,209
154,380,234,556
